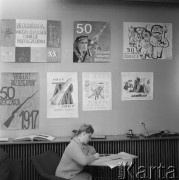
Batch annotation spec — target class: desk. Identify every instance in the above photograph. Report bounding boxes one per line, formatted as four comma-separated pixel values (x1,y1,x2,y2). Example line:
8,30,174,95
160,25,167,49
89,153,137,180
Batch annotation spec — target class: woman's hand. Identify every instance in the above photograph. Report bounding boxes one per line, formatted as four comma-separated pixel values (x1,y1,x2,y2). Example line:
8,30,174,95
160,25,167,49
94,153,100,160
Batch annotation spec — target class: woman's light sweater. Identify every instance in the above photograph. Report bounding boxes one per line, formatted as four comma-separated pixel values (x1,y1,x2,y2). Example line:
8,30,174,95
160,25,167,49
55,137,96,179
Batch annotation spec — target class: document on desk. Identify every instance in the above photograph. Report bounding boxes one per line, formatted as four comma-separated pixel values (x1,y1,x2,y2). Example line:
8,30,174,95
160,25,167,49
90,152,137,169
108,152,137,160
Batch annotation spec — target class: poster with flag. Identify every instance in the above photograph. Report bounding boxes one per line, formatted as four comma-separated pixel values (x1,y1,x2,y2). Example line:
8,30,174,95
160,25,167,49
47,72,78,118
0,72,40,130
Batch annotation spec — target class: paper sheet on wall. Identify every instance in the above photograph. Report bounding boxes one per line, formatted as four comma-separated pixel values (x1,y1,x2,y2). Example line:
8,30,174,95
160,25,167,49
82,72,112,111
47,72,78,118
121,72,153,100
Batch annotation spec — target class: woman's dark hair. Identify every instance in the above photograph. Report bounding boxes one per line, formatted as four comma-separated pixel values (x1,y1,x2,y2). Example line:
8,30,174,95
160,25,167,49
76,124,94,136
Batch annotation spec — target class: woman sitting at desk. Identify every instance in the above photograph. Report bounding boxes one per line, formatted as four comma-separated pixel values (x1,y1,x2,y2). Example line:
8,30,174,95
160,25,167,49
55,124,99,180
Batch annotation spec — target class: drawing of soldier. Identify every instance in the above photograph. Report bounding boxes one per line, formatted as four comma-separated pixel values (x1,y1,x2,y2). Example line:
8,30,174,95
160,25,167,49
150,25,169,59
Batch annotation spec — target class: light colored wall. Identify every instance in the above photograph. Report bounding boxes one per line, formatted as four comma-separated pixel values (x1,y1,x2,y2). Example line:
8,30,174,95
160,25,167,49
0,0,179,138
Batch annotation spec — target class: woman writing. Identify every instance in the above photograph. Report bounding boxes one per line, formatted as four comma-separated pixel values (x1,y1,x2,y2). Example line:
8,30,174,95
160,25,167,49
55,124,99,180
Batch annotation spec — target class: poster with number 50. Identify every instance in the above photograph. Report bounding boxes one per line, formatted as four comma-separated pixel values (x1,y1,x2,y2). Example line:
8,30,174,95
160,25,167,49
73,21,111,63
0,72,39,130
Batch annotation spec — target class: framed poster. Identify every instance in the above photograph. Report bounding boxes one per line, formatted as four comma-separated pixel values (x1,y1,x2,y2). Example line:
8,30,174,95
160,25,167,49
121,72,153,101
82,72,112,111
73,21,111,63
0,19,61,62
47,72,78,118
123,22,172,60
0,72,40,130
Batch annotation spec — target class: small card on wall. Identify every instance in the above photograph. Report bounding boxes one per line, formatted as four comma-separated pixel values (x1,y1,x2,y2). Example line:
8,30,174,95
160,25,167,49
0,72,40,130
73,21,111,63
121,72,153,101
0,19,61,63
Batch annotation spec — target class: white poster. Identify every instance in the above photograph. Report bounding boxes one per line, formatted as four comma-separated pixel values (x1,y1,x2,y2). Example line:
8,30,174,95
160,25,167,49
16,19,47,47
0,72,40,130
83,72,112,111
123,22,172,60
121,72,153,101
47,72,78,118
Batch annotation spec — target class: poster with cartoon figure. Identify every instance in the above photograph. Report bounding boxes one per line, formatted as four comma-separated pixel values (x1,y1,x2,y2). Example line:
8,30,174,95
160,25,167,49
0,73,39,130
123,22,172,60
83,72,112,111
121,72,153,101
47,72,78,118
73,21,111,63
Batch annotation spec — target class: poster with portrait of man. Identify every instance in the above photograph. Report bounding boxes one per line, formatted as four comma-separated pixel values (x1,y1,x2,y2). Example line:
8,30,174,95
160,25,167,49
47,72,78,118
123,22,172,60
0,72,40,130
121,72,153,101
73,21,111,63
82,72,112,111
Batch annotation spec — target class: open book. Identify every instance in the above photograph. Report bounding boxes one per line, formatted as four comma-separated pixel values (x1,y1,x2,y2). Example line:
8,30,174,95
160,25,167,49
12,134,55,142
90,152,137,169
0,137,9,142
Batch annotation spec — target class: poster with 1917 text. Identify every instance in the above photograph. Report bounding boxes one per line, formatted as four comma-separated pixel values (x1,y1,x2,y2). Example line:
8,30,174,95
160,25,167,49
47,72,78,118
83,72,112,111
0,73,39,130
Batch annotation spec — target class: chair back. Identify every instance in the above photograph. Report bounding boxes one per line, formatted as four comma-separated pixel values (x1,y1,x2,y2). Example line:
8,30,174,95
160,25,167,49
9,159,22,180
31,150,60,175
0,148,22,180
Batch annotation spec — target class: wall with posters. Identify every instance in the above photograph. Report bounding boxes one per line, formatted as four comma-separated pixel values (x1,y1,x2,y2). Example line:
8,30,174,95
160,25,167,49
0,0,179,137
